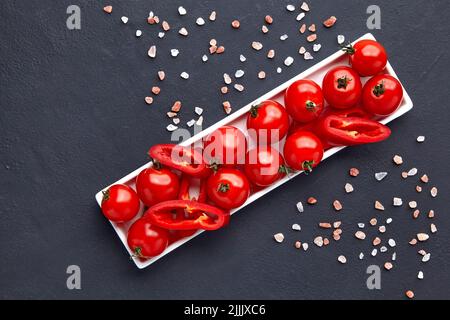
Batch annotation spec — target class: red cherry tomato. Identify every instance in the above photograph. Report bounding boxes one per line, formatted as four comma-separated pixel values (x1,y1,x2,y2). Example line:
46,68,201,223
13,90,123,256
101,184,140,222
322,66,362,109
204,126,247,166
362,74,403,116
136,167,180,207
244,147,287,187
284,80,325,123
246,100,290,145
207,168,250,210
283,131,324,172
127,218,169,258
344,39,387,77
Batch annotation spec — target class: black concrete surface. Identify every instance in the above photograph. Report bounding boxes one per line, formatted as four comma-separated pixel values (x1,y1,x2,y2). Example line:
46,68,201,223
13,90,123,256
1,0,449,299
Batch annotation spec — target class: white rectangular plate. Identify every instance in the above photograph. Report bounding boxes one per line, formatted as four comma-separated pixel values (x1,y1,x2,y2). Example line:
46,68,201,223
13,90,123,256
95,33,413,269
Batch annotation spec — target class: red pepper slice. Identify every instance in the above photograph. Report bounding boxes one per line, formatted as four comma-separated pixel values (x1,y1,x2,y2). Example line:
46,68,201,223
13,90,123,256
149,144,211,178
178,175,207,203
144,200,230,231
318,115,391,146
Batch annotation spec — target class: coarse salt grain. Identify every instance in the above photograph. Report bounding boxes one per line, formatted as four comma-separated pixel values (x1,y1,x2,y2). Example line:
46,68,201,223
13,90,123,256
430,187,438,197
166,124,178,132
280,34,288,41
136,30,142,37
344,183,354,193
121,16,129,24
258,71,266,79
301,2,310,11
196,17,205,26
296,12,306,21
408,168,418,176
148,45,157,58
284,56,294,66
375,172,388,181
195,107,203,115
171,49,179,57
337,35,345,45
292,224,301,231
355,231,366,240
304,52,313,60
393,155,403,165
337,255,347,264
314,236,323,247
234,84,244,92
240,54,246,62
375,201,385,211
286,4,295,12
393,197,402,206
274,233,284,243
296,202,304,213
417,136,425,143
178,6,187,16
235,70,245,78
180,72,189,79
252,41,263,50
313,44,321,52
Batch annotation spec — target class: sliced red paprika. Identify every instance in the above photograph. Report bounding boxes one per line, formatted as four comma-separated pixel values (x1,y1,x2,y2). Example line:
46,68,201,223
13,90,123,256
318,115,391,146
178,175,207,203
173,176,208,240
144,200,230,231
149,144,211,178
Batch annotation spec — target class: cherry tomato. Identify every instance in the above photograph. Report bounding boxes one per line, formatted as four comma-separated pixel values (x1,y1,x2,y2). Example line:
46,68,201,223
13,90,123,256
246,100,290,145
204,126,247,166
283,131,324,172
136,167,180,207
127,218,169,258
207,168,250,210
284,80,325,123
362,74,403,116
101,184,140,222
344,39,387,77
244,147,287,187
322,66,362,109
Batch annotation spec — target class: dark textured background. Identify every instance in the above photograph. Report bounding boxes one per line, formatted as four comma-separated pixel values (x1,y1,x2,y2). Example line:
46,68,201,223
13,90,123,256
1,0,449,300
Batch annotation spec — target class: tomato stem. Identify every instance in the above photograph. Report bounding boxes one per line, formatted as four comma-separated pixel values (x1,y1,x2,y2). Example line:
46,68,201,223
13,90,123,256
279,165,292,175
305,101,317,112
218,183,230,193
302,160,314,174
337,75,352,89
101,189,110,203
208,161,221,173
250,104,260,118
373,81,385,97
341,43,355,55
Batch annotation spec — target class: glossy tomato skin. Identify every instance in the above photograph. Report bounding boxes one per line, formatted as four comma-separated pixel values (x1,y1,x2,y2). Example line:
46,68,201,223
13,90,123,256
322,66,362,109
283,131,324,172
246,100,290,145
348,40,387,77
101,184,140,222
207,168,250,210
244,147,286,187
284,80,325,123
204,126,248,166
136,167,180,207
362,74,403,116
127,218,169,258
